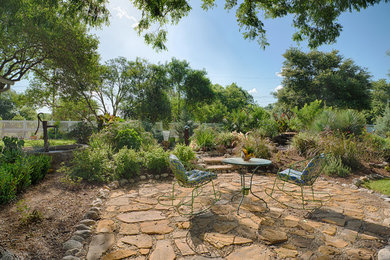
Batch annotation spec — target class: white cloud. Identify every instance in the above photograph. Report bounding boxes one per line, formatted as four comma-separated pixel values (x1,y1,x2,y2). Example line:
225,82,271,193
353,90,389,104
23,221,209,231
274,85,283,92
112,6,139,28
275,71,282,78
248,88,257,94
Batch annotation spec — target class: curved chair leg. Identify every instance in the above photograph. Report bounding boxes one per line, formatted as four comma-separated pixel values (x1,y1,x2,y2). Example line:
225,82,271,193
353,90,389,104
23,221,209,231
176,180,221,216
157,182,176,207
265,180,332,210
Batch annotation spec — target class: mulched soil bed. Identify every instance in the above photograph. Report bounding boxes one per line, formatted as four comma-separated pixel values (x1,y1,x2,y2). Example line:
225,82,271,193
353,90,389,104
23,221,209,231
0,172,100,259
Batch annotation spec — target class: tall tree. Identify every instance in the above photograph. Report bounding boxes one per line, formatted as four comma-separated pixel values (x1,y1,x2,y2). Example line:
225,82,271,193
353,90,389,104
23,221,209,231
0,0,108,91
274,48,371,110
371,79,390,118
166,58,214,120
121,61,171,123
131,0,389,50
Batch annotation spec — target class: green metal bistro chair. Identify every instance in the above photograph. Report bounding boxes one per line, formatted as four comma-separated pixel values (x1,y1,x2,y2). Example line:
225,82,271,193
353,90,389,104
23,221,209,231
158,154,221,215
265,154,330,210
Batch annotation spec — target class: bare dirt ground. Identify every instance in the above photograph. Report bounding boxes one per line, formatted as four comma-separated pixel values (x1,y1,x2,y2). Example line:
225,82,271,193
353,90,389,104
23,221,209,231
0,171,100,259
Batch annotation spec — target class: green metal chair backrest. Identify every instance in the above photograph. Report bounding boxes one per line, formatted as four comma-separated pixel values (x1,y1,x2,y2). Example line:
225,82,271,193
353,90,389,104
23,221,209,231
301,154,325,185
169,154,188,184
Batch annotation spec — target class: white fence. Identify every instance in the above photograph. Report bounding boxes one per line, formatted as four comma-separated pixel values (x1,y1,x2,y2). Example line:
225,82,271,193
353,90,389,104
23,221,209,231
0,120,81,139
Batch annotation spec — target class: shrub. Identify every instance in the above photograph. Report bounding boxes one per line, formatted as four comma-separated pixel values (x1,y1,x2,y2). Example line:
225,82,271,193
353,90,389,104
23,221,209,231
173,143,196,166
319,134,360,170
68,122,96,144
1,136,24,163
240,132,271,159
2,158,32,194
0,167,17,204
289,100,323,131
375,105,390,137
67,146,113,183
291,132,319,157
115,128,142,151
311,109,366,136
256,118,279,138
143,146,169,175
27,155,51,185
192,125,216,151
216,132,238,149
113,148,140,179
323,156,351,177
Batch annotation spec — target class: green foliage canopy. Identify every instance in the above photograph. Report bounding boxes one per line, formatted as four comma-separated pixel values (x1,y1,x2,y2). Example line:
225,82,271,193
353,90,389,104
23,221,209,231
131,0,389,50
275,48,372,110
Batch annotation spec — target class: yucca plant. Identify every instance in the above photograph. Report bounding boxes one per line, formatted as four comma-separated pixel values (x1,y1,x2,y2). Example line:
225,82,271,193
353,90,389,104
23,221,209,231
311,109,366,136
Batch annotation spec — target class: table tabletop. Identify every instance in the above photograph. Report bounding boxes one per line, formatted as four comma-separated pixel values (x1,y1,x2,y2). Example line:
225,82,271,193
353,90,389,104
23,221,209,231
221,157,272,167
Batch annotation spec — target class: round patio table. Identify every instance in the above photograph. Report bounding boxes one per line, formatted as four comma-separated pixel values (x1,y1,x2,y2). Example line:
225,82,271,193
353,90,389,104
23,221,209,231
221,157,272,215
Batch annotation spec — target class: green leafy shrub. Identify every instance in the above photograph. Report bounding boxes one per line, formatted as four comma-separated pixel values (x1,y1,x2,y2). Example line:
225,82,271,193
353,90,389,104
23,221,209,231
2,158,32,193
113,148,140,179
311,109,366,136
115,128,142,151
69,122,96,144
67,146,113,183
192,125,216,151
319,134,360,170
240,132,271,159
173,143,196,166
323,156,351,177
216,131,239,149
291,132,319,157
375,105,390,137
27,155,51,185
143,146,169,175
0,167,17,204
1,136,24,163
256,118,279,138
289,100,323,131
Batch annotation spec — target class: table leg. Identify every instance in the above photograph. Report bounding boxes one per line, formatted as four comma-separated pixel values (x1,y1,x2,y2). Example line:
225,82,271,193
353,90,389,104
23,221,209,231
249,166,269,210
237,172,248,215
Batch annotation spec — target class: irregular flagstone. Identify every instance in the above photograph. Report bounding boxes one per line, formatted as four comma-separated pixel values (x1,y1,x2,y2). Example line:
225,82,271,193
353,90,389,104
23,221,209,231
101,249,137,260
289,235,313,248
172,230,188,239
321,217,346,227
86,233,115,260
174,238,195,256
321,225,337,236
149,240,175,260
274,247,298,258
283,215,300,227
118,204,153,212
226,245,275,260
177,221,191,229
344,209,365,219
318,245,339,256
140,220,174,234
345,248,374,260
139,248,150,255
121,234,153,248
203,233,252,249
213,221,238,234
106,197,130,206
324,235,349,248
96,219,115,233
117,210,165,223
119,223,140,235
364,222,390,237
258,228,288,245
134,197,158,205
339,229,358,243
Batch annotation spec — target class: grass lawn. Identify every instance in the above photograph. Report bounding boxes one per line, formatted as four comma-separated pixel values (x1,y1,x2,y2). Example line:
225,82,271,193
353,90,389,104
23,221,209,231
363,179,390,196
1,139,76,148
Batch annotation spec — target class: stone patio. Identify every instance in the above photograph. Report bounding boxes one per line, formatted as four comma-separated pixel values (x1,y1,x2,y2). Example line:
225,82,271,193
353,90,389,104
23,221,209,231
84,170,390,259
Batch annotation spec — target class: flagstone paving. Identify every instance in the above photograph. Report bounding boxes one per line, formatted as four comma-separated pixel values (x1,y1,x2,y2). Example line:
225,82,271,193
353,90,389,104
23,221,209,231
84,171,390,259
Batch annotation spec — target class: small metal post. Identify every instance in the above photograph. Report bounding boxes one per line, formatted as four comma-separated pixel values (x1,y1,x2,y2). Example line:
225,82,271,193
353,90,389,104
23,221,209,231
184,125,190,146
43,121,49,152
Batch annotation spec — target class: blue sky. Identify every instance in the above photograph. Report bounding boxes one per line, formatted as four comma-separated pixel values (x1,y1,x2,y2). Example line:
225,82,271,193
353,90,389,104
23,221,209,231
14,0,390,107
